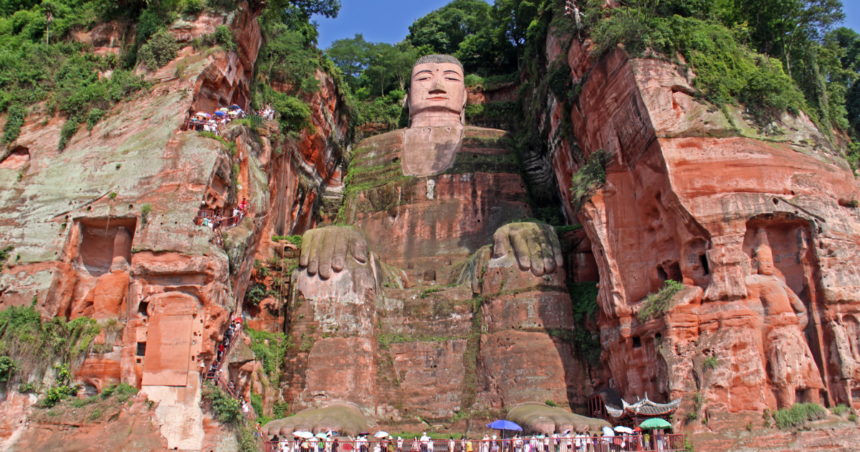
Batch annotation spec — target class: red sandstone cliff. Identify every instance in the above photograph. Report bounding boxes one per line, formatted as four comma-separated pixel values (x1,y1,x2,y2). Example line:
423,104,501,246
541,15,860,450
0,1,348,449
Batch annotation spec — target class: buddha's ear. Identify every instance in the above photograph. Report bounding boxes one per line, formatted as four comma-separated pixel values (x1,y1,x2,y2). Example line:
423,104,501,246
405,89,412,127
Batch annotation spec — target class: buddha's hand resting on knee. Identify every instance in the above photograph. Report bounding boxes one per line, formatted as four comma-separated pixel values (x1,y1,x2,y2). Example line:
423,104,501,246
492,222,563,277
299,226,370,280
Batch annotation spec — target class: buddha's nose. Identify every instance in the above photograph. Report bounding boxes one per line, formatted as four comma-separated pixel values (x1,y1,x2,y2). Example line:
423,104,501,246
430,79,447,93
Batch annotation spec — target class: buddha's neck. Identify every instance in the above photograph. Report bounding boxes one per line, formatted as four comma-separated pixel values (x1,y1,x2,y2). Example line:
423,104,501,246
410,112,462,128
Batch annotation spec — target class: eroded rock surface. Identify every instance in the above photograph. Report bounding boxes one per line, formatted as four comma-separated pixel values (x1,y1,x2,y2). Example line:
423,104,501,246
541,15,860,449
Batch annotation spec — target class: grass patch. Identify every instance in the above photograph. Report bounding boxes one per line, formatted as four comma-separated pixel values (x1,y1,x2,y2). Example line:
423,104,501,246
140,203,152,226
570,149,611,212
418,288,443,299
271,235,302,246
830,404,850,417
774,403,826,430
638,280,685,322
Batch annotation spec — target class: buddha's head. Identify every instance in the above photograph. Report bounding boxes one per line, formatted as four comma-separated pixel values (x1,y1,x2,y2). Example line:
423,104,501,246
408,54,467,128
752,228,775,276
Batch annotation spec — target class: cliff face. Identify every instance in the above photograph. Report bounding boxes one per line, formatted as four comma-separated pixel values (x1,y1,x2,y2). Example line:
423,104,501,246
542,20,860,450
1,2,860,451
0,2,349,450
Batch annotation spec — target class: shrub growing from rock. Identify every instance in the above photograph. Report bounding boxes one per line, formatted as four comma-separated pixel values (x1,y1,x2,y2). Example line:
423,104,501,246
774,402,826,430
138,29,179,70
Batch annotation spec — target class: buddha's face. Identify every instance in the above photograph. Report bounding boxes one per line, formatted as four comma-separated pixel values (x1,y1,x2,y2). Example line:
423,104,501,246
408,62,466,121
754,246,775,276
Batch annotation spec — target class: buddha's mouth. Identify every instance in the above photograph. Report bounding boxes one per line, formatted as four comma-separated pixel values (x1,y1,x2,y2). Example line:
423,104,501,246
427,96,448,101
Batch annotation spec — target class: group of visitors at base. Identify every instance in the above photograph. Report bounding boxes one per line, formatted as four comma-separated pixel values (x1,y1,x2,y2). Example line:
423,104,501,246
264,430,670,452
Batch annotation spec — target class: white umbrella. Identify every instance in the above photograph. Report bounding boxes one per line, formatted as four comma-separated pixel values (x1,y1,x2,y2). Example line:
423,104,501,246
561,430,571,435
601,427,615,437
613,426,634,434
374,432,389,438
294,431,314,439
316,433,329,438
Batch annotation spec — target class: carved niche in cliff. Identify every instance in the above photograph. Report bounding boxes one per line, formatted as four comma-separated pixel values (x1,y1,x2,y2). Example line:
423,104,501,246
60,217,136,321
743,225,825,408
281,55,586,431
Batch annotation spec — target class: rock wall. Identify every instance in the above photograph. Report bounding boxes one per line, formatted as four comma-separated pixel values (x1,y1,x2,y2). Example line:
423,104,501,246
541,14,860,449
0,2,345,449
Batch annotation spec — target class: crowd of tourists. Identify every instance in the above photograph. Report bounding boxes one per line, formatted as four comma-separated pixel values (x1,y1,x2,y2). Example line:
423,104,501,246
198,197,249,231
187,104,248,135
186,103,278,135
263,430,677,452
260,103,276,120
202,314,260,419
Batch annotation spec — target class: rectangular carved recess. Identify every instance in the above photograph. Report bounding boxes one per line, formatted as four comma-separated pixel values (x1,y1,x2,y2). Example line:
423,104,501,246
75,217,137,276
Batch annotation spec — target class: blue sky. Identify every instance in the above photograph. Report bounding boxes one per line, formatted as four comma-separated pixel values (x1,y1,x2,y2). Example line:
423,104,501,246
314,0,486,48
313,0,860,50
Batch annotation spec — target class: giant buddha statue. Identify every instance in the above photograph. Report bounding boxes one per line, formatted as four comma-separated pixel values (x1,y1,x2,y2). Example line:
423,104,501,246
265,56,590,436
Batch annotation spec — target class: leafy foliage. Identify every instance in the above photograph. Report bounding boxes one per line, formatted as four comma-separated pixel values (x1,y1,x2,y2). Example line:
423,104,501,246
138,29,178,70
408,0,490,56
638,280,685,322
569,281,599,324
271,234,302,246
0,305,102,385
0,355,16,383
773,402,826,429
0,245,14,264
140,203,152,225
213,24,236,52
570,149,610,212
566,281,601,366
245,326,290,380
203,382,242,425
831,404,850,416
245,282,276,306
1,104,26,144
702,355,718,370
578,0,857,132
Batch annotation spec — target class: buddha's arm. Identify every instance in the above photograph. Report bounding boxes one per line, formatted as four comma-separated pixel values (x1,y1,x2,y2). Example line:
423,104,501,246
492,222,563,276
782,279,809,329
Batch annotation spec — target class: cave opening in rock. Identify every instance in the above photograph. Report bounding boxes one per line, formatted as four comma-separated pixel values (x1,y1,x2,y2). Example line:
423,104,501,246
0,146,30,170
138,300,149,317
76,217,137,277
698,254,709,275
632,336,642,348
136,342,146,356
656,266,668,284
664,261,682,282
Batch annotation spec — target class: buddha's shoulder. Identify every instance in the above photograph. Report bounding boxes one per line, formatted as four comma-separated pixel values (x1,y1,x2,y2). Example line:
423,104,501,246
459,126,515,154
